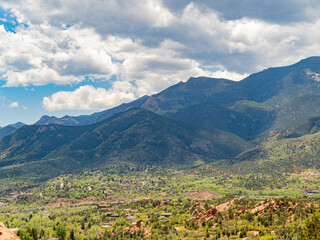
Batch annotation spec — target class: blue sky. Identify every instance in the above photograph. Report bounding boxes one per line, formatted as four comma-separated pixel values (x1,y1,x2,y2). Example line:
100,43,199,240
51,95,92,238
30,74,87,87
0,0,320,126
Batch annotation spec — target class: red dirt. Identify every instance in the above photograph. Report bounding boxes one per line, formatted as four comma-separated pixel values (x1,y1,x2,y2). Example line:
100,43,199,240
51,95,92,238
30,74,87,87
185,190,220,199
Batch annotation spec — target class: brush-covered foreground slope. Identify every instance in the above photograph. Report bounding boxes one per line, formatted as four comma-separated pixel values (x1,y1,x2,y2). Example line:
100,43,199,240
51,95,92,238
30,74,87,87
0,108,250,179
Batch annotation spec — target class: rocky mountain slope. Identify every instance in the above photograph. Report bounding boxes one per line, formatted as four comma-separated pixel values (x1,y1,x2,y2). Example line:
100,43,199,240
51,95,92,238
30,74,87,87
0,108,250,179
2,57,320,180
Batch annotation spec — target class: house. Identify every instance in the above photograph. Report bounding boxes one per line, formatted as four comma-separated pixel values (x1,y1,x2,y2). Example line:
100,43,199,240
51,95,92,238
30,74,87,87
104,212,120,218
305,189,320,195
105,212,114,217
98,205,107,211
102,223,112,228
127,215,136,220
160,213,173,217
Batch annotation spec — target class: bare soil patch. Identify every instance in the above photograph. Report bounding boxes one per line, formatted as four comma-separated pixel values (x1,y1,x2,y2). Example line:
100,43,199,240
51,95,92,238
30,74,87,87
185,190,221,199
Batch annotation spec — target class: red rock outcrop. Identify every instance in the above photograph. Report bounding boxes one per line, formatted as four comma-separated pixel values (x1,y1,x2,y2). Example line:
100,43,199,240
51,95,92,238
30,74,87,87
237,206,246,215
197,207,217,221
0,222,19,240
124,219,143,234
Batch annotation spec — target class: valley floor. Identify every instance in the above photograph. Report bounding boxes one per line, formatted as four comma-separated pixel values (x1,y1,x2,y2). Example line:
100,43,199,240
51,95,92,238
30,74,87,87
1,165,320,239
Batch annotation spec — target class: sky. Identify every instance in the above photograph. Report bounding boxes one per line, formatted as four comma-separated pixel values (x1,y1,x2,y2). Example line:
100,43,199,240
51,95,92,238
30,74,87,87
0,0,320,126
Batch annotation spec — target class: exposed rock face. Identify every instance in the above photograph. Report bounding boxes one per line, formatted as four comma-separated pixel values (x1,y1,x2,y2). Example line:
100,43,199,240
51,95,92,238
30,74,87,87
0,222,20,240
250,198,288,215
136,219,142,229
287,203,298,212
124,219,143,234
237,206,246,214
197,207,217,221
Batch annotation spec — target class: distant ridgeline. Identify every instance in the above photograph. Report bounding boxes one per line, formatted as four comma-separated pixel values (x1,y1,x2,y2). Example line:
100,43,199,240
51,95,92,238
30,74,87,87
2,57,320,180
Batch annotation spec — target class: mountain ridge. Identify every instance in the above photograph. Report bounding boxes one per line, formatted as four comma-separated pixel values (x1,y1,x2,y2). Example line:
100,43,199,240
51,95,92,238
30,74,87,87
2,57,320,181
32,56,320,128
0,108,250,179
0,122,26,139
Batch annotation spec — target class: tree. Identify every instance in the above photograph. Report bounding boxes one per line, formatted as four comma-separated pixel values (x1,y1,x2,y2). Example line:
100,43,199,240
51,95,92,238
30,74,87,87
21,231,32,240
55,225,67,240
70,229,75,240
298,212,320,240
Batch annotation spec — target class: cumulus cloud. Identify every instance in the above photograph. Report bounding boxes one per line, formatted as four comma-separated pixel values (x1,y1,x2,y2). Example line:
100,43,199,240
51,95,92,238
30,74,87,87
0,24,117,87
0,0,320,111
163,0,320,23
8,101,18,108
43,83,136,111
0,0,176,33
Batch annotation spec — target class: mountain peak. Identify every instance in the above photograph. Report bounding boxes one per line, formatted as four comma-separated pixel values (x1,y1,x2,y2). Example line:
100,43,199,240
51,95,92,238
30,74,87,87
293,56,320,68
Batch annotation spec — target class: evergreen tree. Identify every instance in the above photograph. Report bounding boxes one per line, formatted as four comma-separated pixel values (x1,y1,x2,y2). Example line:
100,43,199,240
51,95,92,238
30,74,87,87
298,212,320,240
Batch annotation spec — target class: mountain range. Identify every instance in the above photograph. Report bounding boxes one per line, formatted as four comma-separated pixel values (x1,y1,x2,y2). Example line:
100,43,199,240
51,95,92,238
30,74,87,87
29,57,320,127
0,122,25,139
2,56,320,180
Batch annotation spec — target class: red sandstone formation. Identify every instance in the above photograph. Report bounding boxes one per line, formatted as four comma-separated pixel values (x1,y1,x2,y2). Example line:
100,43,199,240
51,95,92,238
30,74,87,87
197,207,217,221
0,222,19,240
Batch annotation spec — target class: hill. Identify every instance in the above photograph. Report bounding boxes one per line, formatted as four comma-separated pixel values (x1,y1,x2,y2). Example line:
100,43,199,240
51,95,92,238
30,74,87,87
0,122,25,139
169,100,277,139
276,116,320,139
3,57,320,180
0,108,250,180
231,128,320,175
267,94,320,131
168,102,256,139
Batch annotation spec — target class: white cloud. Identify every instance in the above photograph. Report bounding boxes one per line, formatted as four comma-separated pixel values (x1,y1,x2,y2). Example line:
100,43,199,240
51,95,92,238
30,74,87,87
210,69,248,81
164,0,320,24
0,24,117,87
0,0,320,111
43,83,136,111
106,37,214,96
8,101,18,108
0,0,176,32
